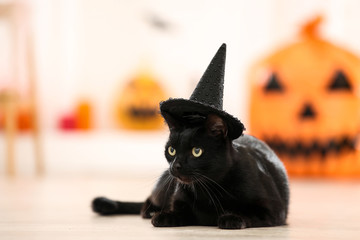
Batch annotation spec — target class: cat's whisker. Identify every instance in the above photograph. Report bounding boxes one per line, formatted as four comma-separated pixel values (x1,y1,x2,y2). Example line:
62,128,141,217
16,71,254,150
192,172,227,215
143,172,173,215
195,179,216,214
191,182,197,198
190,180,198,210
141,171,174,216
148,168,171,186
199,178,225,215
193,172,223,197
155,172,175,215
193,172,235,199
195,177,223,216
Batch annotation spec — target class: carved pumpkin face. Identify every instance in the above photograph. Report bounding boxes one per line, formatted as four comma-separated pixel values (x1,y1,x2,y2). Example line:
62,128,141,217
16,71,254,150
249,17,360,177
115,73,166,130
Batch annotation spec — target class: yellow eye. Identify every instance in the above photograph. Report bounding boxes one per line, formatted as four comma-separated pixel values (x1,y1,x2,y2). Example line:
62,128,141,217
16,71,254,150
192,147,203,157
168,146,176,156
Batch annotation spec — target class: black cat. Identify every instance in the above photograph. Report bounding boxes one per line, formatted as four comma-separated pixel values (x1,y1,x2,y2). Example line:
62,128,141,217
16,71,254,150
92,43,289,229
92,113,289,229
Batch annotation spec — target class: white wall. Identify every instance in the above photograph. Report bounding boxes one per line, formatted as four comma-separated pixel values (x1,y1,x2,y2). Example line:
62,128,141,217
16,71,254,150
27,0,360,130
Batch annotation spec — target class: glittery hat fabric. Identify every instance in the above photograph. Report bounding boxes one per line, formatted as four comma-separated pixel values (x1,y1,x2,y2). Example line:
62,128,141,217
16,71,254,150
160,43,244,139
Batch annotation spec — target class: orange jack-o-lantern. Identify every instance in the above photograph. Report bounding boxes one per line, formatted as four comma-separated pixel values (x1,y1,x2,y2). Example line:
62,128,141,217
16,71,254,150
249,17,360,177
115,72,167,130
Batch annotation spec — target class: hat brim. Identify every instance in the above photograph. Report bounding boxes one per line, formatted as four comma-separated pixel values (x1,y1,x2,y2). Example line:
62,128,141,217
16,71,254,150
160,99,244,140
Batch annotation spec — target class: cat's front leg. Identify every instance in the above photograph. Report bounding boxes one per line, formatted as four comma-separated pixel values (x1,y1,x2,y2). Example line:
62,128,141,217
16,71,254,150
151,212,189,227
141,198,161,219
218,213,247,229
151,200,194,227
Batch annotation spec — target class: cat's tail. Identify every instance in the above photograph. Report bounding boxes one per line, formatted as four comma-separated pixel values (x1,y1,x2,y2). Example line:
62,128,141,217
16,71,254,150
92,197,143,215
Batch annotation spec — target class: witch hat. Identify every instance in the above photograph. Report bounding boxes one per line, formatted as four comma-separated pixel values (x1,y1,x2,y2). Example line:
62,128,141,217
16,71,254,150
160,43,244,139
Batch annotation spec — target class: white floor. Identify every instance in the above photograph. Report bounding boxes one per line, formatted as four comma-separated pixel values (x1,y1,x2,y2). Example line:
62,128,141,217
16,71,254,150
1,174,360,240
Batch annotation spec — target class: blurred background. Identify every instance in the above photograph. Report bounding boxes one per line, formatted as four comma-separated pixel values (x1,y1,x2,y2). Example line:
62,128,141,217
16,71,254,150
1,0,360,177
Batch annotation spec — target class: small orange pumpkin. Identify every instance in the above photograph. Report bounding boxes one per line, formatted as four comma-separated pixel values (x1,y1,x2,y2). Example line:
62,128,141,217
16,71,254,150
75,100,93,130
249,16,360,177
115,71,167,130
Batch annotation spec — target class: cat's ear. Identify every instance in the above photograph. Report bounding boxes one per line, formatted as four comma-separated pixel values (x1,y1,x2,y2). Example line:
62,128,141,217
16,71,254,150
161,111,182,131
206,114,228,138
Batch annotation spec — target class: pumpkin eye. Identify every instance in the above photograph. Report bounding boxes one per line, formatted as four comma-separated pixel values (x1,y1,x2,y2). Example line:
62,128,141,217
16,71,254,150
168,146,176,156
192,147,203,157
264,73,284,92
328,70,352,91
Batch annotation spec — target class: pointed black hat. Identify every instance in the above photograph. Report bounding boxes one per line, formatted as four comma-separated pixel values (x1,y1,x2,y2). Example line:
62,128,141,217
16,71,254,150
160,43,244,139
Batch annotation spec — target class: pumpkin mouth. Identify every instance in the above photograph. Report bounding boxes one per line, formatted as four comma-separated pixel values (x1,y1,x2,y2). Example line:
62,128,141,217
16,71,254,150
128,107,158,119
264,135,358,158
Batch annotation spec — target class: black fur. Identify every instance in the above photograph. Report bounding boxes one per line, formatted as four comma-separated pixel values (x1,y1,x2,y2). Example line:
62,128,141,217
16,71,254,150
92,114,289,229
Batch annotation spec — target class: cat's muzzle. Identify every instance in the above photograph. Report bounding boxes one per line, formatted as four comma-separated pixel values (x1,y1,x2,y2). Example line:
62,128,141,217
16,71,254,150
169,162,193,184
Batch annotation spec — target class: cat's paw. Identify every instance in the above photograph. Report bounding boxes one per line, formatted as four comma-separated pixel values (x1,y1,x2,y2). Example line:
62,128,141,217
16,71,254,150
141,208,153,219
141,199,158,219
92,197,118,215
218,213,246,229
151,212,185,227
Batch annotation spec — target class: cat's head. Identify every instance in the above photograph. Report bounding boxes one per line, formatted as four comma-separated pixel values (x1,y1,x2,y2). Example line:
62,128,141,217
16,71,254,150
162,112,231,184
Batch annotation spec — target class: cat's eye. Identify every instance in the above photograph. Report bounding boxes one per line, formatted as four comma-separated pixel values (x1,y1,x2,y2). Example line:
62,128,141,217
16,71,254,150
168,146,176,156
192,147,203,157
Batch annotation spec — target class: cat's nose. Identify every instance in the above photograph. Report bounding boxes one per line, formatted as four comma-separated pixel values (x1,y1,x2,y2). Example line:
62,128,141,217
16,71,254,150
173,162,182,171
170,161,182,176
